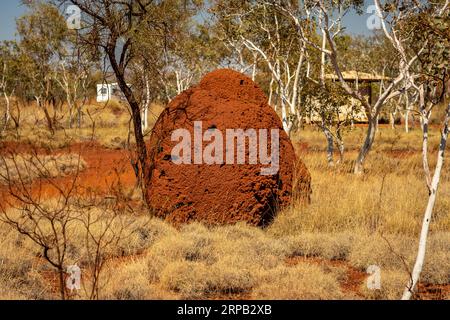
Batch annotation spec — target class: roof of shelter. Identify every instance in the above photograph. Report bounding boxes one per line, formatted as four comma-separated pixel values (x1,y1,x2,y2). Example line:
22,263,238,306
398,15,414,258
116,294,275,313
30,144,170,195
325,70,391,82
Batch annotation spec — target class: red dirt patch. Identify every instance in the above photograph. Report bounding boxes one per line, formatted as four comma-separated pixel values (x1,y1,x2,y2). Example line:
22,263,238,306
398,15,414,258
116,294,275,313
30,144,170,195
0,140,49,155
0,141,136,210
286,256,450,300
295,142,309,153
415,283,450,300
286,256,367,297
146,69,311,226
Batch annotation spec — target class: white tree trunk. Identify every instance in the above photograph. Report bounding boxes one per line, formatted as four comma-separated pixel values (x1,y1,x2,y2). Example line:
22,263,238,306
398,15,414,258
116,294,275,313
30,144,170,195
405,110,410,133
417,87,433,190
290,49,304,129
402,103,450,300
320,32,326,86
268,76,274,107
251,52,257,81
322,125,334,166
2,91,10,133
336,127,345,164
176,71,182,95
405,94,410,133
141,74,150,133
354,116,377,174
390,112,395,129
281,97,290,134
1,63,11,134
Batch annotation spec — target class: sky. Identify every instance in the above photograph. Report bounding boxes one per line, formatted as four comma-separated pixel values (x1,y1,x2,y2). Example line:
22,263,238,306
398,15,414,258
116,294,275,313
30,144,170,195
0,1,28,41
0,0,377,42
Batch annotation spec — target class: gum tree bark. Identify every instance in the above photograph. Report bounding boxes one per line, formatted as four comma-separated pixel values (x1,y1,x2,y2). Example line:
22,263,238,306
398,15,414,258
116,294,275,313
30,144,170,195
105,42,151,199
0,63,11,133
141,73,150,133
402,103,450,300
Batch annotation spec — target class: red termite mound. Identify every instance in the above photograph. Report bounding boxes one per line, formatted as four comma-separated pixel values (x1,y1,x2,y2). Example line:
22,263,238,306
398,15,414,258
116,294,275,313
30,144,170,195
146,69,311,226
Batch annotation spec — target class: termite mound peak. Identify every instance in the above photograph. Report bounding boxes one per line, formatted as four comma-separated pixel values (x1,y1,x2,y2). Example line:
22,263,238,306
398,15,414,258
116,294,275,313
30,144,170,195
146,68,311,226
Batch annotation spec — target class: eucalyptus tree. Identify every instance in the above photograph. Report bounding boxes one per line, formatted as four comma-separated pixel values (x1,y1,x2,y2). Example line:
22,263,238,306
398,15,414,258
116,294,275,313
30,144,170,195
16,1,69,135
54,32,98,129
154,20,224,103
58,0,203,199
302,79,354,165
212,0,368,163
211,1,262,78
340,33,408,130
211,0,310,135
267,0,429,173
380,0,450,300
132,5,222,132
0,41,21,134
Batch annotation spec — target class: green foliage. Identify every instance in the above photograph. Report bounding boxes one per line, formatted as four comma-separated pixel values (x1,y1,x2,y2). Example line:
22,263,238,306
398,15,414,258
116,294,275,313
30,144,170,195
302,80,354,125
401,3,450,103
0,41,21,91
13,2,69,103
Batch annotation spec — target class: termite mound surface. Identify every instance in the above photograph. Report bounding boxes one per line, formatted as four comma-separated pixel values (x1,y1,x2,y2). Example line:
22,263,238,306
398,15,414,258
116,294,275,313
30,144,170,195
146,69,311,226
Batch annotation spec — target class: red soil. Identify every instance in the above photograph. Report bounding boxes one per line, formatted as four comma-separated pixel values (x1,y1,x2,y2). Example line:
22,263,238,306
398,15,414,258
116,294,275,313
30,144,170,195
286,256,367,297
415,283,450,300
286,256,450,300
146,69,311,226
1,141,447,300
0,141,136,210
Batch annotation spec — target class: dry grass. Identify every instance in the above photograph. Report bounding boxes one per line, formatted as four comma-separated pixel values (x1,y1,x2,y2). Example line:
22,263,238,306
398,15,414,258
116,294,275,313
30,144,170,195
0,228,53,299
359,269,410,300
1,101,164,149
272,131,450,236
252,263,344,300
0,153,86,184
0,108,449,300
1,198,448,300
